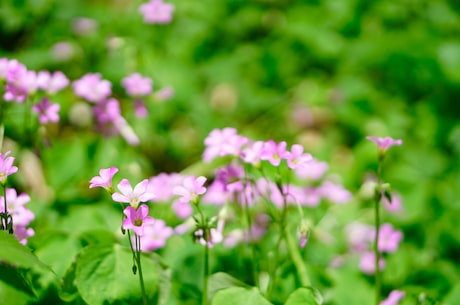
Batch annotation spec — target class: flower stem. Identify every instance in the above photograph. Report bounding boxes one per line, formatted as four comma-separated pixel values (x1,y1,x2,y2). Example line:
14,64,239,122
242,177,259,288
285,226,311,287
374,160,383,305
135,235,148,305
203,243,209,305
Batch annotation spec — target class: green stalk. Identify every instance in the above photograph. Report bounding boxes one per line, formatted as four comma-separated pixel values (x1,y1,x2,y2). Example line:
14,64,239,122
241,176,259,288
195,203,209,305
285,226,311,287
374,158,384,305
203,243,209,305
135,235,148,305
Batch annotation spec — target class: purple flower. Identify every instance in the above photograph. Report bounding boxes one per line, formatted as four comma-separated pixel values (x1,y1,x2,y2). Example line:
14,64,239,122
173,176,207,204
32,97,60,124
134,99,148,118
89,167,119,191
0,151,18,184
121,73,152,97
73,73,111,103
139,0,175,24
122,205,155,236
147,173,184,202
36,71,69,94
14,225,35,245
375,223,403,253
136,218,174,252
366,136,402,152
112,179,156,208
260,140,289,167
286,144,312,169
380,290,405,305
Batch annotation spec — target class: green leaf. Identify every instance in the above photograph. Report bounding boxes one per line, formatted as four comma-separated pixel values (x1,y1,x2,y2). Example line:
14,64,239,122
0,231,53,297
208,272,250,301
0,231,50,270
285,287,323,305
75,244,159,305
211,287,272,305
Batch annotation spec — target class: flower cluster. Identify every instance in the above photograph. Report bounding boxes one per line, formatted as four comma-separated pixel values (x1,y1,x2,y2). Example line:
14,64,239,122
89,167,174,252
0,58,67,124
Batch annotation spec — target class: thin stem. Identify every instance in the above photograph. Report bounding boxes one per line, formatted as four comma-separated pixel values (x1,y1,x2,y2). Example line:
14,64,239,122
374,195,381,305
135,235,148,305
203,242,209,305
241,176,259,288
375,159,384,305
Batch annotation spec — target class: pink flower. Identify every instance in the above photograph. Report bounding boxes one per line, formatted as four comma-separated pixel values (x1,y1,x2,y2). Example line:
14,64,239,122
173,176,207,204
0,188,34,244
375,223,403,253
295,158,329,180
32,97,60,124
380,290,405,305
147,173,184,202
135,218,174,251
73,73,111,103
36,71,69,94
121,73,152,97
240,141,264,166
286,144,312,169
366,136,402,152
260,140,289,167
359,251,385,275
203,128,248,162
383,192,403,213
0,151,18,184
155,86,174,101
112,179,156,208
122,205,154,236
89,167,119,191
172,199,193,219
319,181,352,204
139,0,175,24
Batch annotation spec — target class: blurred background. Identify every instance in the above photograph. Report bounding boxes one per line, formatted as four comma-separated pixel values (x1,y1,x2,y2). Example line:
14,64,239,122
1,0,460,303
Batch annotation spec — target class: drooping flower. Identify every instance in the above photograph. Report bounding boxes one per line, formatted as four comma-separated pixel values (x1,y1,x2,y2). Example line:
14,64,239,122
89,166,119,192
139,0,175,24
382,192,403,213
122,205,155,236
0,151,18,185
135,218,174,252
366,136,402,153
173,176,207,204
380,290,405,305
73,73,111,103
32,97,60,124
112,179,156,208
